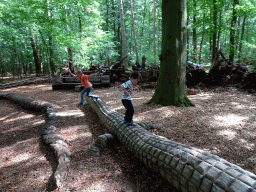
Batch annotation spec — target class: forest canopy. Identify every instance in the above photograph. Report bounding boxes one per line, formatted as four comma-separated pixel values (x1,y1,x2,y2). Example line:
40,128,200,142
0,0,256,76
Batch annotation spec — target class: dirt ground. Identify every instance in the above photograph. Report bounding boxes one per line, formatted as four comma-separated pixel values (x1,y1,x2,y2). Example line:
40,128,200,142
0,83,255,192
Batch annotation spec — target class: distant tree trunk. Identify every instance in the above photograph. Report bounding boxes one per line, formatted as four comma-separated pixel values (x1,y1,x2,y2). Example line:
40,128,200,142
187,14,189,60
112,0,116,36
46,0,56,75
0,54,5,74
68,46,74,72
192,0,197,62
141,0,147,37
199,11,205,61
130,0,139,65
140,0,147,54
217,11,222,48
30,30,41,76
64,5,75,72
229,0,239,63
48,37,56,74
118,0,128,69
153,0,156,65
106,0,109,32
211,0,217,63
149,0,194,107
238,16,246,61
117,14,121,56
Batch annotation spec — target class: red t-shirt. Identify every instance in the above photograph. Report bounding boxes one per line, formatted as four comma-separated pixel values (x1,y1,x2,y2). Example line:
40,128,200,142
78,74,92,88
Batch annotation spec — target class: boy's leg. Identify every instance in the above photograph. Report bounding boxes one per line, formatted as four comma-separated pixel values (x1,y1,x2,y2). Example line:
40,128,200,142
122,100,134,123
86,87,99,101
79,88,87,105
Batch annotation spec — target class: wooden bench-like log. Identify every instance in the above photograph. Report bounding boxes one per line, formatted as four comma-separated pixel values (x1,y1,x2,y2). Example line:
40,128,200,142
85,96,256,192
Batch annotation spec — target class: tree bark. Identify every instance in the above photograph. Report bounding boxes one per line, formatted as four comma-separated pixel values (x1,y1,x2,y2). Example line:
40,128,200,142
211,0,217,63
0,54,5,74
149,0,194,107
68,46,74,72
130,0,139,65
30,30,41,76
106,0,109,32
192,0,197,62
229,0,239,63
153,0,156,65
47,0,56,75
238,16,246,61
64,5,75,72
118,0,128,69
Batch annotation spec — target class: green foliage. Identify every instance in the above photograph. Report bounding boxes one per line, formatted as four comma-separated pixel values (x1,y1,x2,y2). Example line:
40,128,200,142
0,0,256,76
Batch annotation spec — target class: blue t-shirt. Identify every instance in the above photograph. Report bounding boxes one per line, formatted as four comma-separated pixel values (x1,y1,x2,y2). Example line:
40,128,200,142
122,80,133,100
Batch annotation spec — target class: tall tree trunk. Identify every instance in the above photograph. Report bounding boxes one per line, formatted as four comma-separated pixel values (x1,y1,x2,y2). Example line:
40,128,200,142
192,0,197,62
117,14,121,56
211,0,217,63
112,0,116,36
118,0,128,69
68,46,74,72
64,5,75,72
49,37,56,74
217,11,222,48
0,54,5,74
149,0,194,107
229,0,239,63
130,0,139,65
106,0,109,32
199,13,205,62
187,14,189,61
47,0,56,75
30,30,41,76
153,0,156,65
141,0,147,54
238,16,246,61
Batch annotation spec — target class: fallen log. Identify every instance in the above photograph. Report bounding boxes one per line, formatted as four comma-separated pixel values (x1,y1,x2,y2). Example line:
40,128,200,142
0,93,70,188
85,96,256,192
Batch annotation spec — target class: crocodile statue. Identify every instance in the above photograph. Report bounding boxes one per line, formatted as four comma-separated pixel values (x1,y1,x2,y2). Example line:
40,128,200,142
85,96,256,192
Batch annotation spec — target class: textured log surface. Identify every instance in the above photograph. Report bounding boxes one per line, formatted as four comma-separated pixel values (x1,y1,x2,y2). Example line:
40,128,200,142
85,96,256,192
0,92,70,187
0,77,50,89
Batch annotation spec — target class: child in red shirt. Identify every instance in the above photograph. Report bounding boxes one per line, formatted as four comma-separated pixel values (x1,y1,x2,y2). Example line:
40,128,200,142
69,69,99,105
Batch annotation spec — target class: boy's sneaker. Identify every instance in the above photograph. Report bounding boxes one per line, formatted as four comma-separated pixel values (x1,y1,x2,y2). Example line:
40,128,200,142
126,121,137,126
95,96,99,101
78,102,84,105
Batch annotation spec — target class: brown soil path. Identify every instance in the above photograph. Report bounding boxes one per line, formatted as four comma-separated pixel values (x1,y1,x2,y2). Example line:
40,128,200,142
0,83,178,192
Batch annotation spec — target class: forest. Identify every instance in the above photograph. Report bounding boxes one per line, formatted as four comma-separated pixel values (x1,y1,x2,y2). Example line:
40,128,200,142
0,0,256,78
1,1,256,191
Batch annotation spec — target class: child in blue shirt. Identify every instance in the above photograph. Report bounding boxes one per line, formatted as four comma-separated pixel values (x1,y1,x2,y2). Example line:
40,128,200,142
120,71,141,126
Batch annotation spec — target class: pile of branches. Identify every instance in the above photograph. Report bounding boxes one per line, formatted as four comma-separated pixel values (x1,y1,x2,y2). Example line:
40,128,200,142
186,49,256,92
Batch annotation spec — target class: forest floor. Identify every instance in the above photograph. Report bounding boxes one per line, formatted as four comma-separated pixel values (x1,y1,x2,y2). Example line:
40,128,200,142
0,82,256,192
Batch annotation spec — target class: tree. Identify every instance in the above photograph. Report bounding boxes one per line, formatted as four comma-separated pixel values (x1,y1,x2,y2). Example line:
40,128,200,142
148,0,194,107
46,0,56,75
153,0,156,65
229,0,239,63
192,0,197,62
30,29,41,76
130,0,139,65
211,0,217,63
118,0,128,69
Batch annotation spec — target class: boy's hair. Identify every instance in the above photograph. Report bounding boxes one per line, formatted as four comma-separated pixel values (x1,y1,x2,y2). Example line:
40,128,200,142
76,70,82,74
131,71,141,79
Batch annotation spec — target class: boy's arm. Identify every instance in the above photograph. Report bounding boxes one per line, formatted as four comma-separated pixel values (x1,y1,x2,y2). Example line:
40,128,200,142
68,69,76,77
120,84,129,97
